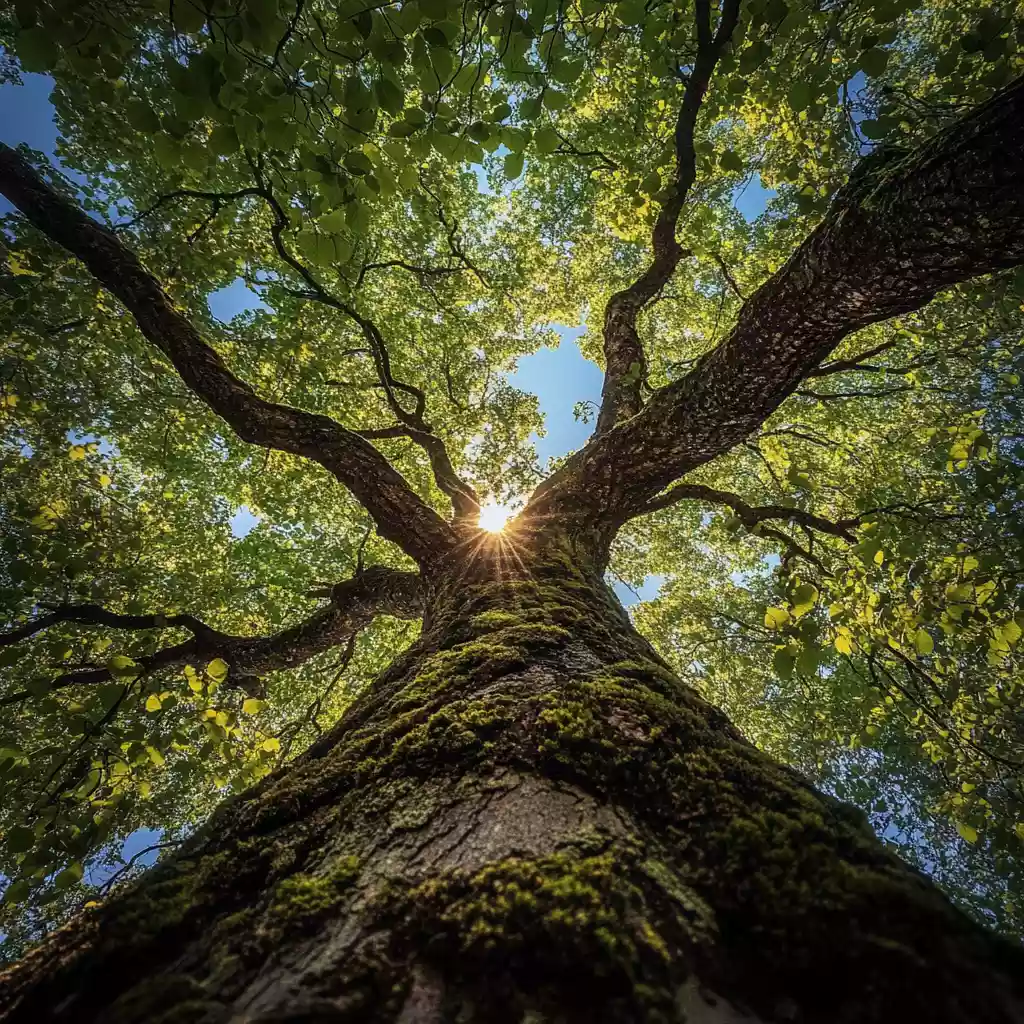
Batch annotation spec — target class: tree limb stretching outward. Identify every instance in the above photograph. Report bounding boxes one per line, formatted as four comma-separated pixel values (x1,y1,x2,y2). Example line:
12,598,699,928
0,144,457,565
531,75,1024,548
0,566,422,707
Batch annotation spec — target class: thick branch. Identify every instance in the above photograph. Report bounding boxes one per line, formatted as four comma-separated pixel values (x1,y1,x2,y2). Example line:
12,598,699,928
529,76,1024,548
0,567,422,706
595,0,741,435
0,144,455,565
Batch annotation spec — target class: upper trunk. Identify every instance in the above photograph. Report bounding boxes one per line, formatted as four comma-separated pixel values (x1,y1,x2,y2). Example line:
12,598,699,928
2,526,1022,1024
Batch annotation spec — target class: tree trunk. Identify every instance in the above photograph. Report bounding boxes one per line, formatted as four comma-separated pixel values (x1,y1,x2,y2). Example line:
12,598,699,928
2,528,1022,1024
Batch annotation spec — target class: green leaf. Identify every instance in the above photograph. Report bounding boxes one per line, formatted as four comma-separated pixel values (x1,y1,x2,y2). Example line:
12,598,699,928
452,64,483,94
504,151,525,179
914,628,934,655
719,149,744,173
956,822,978,844
773,647,795,679
207,658,229,681
54,861,84,889
860,47,890,77
107,655,139,678
209,125,240,155
344,150,374,175
790,583,818,618
125,102,162,134
16,27,59,72
242,698,266,714
765,607,791,630
6,825,35,854
3,879,31,905
145,693,163,712
788,80,814,112
375,77,405,114
534,128,560,154
172,0,208,33
542,89,568,111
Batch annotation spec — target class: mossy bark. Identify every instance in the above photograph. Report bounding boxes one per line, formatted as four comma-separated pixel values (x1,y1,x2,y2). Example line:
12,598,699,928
2,528,1022,1024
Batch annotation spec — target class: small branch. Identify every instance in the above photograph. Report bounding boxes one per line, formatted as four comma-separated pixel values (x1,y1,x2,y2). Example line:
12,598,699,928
0,605,214,648
637,481,857,542
709,251,745,300
796,385,916,401
806,339,897,377
355,260,463,289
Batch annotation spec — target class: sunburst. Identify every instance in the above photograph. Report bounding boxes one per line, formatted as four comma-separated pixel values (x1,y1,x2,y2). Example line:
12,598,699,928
478,500,514,533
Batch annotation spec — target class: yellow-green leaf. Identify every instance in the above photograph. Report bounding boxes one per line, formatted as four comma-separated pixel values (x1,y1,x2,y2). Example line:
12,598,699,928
207,658,229,681
956,822,978,844
914,628,934,656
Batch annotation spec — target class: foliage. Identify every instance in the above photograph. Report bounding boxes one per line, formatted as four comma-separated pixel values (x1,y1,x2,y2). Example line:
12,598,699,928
0,0,1022,959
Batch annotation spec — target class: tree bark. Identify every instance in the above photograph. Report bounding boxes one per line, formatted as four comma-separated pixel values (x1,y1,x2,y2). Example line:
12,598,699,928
1,527,1021,1024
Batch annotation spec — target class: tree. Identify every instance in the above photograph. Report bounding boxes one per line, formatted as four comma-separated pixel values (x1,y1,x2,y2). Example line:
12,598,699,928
1,0,1024,1017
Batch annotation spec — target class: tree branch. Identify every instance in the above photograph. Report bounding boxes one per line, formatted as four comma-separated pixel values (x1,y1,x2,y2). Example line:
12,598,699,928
0,566,423,707
638,481,857,541
0,143,456,565
528,75,1024,552
595,0,741,435
805,339,897,377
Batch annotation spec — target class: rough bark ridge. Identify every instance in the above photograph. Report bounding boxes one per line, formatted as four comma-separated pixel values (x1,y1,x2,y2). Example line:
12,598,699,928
2,529,1022,1024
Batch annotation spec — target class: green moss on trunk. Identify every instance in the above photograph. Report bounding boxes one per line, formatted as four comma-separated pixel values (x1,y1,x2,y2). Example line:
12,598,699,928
1,530,1021,1024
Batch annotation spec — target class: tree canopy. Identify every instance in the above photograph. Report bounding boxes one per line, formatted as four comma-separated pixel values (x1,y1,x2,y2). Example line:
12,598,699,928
1,0,1023,958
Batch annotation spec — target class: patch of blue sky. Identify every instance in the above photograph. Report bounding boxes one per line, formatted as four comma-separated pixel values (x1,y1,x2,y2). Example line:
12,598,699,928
0,72,100,216
0,72,59,217
84,827,164,887
208,277,271,321
66,429,117,457
504,326,668,610
505,322,603,469
612,573,667,609
732,170,777,221
230,505,261,538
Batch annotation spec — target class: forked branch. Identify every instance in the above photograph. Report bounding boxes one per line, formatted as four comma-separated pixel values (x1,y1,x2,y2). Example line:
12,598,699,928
640,481,858,542
0,144,456,565
529,75,1024,550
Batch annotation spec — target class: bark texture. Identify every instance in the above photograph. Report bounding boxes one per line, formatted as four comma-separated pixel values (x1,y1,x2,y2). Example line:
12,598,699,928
2,527,1022,1024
